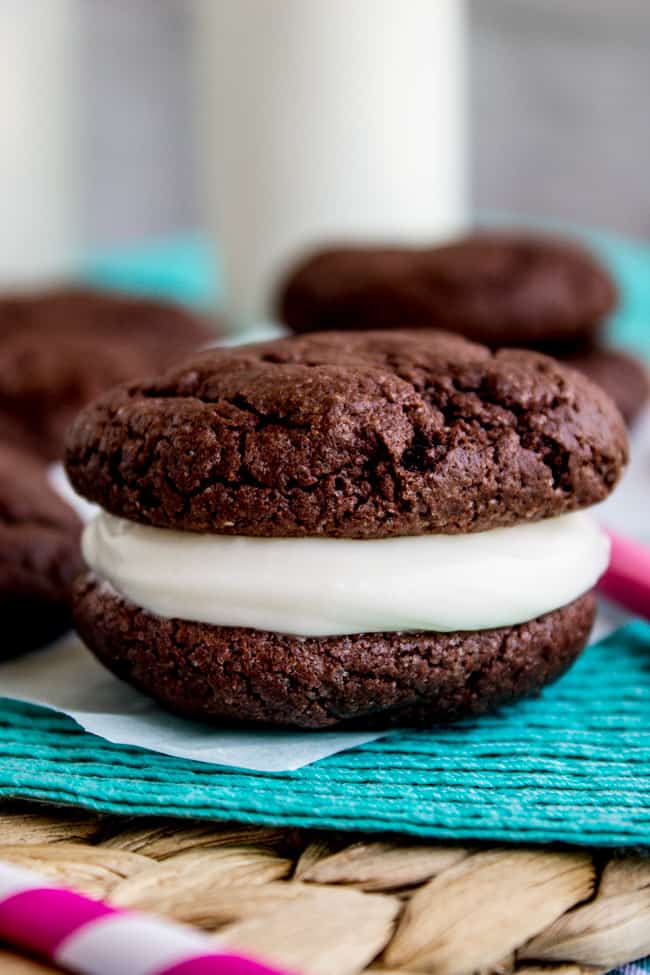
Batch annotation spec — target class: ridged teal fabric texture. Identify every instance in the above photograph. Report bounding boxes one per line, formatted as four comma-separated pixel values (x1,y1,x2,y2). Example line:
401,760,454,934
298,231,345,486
617,962,650,975
1,621,649,848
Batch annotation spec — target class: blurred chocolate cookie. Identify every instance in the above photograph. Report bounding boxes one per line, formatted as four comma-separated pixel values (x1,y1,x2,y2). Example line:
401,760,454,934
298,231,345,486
0,444,82,656
277,232,650,424
563,345,650,425
277,232,617,349
0,288,217,460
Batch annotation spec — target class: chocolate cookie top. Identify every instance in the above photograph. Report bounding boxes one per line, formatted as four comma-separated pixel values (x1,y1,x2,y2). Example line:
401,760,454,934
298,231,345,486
65,329,627,538
277,233,617,348
0,443,82,609
0,287,216,460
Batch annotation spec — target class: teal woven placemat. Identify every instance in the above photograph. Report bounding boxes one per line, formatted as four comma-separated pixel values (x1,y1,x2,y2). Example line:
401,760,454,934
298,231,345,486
2,621,650,848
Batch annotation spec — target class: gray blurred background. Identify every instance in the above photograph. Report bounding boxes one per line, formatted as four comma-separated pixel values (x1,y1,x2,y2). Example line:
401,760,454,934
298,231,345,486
81,0,650,248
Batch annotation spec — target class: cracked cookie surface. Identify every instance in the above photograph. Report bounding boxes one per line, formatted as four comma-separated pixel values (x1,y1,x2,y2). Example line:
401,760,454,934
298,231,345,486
65,329,627,538
277,233,617,348
74,574,595,729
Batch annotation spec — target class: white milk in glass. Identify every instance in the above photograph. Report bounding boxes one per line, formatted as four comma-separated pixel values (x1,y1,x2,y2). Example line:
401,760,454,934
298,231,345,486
0,0,79,285
194,0,468,330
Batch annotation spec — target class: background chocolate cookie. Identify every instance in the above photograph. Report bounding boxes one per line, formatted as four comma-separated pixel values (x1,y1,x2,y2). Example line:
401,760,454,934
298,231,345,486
277,232,649,424
563,345,650,426
0,287,217,460
0,444,83,656
277,233,618,349
66,329,627,539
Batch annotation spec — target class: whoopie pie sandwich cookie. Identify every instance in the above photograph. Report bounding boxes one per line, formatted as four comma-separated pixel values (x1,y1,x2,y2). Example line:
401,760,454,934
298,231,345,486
0,287,216,461
277,232,649,425
0,444,83,657
66,330,627,729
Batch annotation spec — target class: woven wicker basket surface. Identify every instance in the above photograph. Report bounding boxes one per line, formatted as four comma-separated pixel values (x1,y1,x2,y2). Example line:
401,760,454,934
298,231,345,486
0,802,648,975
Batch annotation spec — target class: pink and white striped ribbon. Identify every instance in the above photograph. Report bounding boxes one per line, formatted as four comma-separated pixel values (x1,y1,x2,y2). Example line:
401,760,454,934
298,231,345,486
0,860,290,975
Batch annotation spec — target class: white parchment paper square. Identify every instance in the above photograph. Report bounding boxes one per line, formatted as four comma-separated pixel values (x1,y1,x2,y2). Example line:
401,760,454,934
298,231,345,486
0,634,384,772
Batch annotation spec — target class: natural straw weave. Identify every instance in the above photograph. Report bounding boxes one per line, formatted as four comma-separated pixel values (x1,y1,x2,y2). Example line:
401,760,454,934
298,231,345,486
0,803,648,975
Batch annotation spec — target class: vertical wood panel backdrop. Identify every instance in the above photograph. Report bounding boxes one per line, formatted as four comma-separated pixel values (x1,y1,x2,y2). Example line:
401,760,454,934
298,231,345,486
471,0,650,238
80,0,650,247
80,0,199,247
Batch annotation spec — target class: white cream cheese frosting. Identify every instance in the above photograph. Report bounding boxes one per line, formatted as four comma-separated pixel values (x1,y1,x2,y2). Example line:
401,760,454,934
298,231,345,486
82,510,609,637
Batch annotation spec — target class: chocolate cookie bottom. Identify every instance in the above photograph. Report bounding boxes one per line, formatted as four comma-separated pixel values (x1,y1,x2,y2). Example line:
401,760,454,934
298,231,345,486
74,575,595,730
